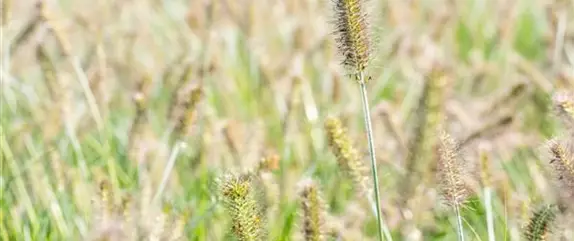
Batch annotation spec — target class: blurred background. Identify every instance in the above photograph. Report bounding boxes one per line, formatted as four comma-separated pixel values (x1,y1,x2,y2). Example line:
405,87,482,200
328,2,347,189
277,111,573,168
1,0,574,240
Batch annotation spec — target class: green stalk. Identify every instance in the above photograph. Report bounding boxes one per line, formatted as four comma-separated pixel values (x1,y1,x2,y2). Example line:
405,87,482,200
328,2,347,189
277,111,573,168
358,72,391,241
484,187,495,241
455,203,465,241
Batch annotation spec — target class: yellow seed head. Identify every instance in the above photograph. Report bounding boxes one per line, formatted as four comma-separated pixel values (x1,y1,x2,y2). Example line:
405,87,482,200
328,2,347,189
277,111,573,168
333,0,371,75
219,173,265,241
299,179,326,241
324,117,369,195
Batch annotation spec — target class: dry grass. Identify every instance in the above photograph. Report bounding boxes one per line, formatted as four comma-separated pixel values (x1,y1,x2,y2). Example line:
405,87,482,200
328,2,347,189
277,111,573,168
2,0,574,240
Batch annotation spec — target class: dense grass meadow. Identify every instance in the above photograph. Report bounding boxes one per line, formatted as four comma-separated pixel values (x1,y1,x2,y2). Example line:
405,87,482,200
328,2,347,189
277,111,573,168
2,0,574,240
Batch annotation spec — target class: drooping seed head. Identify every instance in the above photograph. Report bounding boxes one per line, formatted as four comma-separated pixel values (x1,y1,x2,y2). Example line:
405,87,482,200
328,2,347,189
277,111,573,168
332,0,371,76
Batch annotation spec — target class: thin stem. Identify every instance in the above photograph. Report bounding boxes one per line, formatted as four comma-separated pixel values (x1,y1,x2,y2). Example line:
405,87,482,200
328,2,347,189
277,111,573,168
153,141,185,203
484,187,495,241
455,203,465,241
358,72,391,241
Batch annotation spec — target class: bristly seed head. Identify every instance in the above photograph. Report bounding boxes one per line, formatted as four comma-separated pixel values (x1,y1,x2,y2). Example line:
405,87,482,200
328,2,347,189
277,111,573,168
552,90,574,130
523,205,556,241
332,0,371,77
219,172,266,241
324,117,369,195
298,178,326,241
437,131,470,207
548,140,574,207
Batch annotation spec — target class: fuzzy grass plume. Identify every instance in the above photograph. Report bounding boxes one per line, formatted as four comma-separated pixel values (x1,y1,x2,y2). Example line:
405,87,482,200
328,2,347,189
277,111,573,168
333,0,371,76
523,205,556,241
438,132,470,207
299,179,327,241
324,117,369,195
219,172,266,241
437,131,469,241
548,140,574,208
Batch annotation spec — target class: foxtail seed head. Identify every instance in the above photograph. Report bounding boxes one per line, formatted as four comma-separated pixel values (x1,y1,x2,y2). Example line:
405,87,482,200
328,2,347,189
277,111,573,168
219,173,265,241
548,140,574,207
298,179,326,241
437,132,470,207
333,0,371,77
324,117,369,195
523,205,556,241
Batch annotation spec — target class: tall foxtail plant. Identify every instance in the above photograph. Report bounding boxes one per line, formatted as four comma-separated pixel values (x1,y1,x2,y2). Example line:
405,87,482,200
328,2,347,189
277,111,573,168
331,1,390,240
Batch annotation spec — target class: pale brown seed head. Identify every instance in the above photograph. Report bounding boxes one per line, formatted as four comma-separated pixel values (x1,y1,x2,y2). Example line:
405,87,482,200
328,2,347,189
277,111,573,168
437,132,470,207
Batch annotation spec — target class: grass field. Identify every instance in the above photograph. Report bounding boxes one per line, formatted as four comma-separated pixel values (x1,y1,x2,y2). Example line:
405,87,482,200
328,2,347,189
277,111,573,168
2,0,574,240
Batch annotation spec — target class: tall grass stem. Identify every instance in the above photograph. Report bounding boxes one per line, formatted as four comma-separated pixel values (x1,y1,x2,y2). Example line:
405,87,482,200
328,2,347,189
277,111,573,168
358,72,391,241
484,187,495,241
455,203,465,241
153,141,185,203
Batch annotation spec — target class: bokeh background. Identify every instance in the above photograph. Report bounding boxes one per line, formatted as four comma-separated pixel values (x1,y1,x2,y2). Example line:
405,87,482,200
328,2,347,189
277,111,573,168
2,0,574,240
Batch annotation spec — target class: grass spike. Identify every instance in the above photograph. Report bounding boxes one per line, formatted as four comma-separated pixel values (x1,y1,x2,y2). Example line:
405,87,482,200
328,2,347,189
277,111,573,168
219,172,265,241
333,0,371,75
298,179,327,241
523,205,556,241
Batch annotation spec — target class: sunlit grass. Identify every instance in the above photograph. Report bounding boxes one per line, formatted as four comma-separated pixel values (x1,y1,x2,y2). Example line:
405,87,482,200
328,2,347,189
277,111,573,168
1,0,574,240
